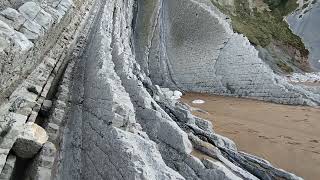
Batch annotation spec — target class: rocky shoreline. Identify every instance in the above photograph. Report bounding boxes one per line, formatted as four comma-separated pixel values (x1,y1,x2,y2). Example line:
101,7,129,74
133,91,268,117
0,0,318,179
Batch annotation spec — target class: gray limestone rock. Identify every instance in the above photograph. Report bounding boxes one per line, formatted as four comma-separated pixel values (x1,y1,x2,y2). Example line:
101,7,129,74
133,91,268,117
221,148,303,180
57,1,187,179
24,142,57,180
40,100,52,117
34,9,53,30
20,19,43,41
201,159,242,180
0,154,16,179
12,30,34,52
135,0,319,106
0,19,34,52
0,36,10,51
13,122,48,158
0,0,312,179
0,8,25,30
0,113,26,173
18,2,41,20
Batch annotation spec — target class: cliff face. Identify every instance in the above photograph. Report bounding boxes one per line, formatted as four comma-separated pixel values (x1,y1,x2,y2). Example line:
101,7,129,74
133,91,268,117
286,0,320,70
135,0,320,105
209,0,311,73
0,0,317,179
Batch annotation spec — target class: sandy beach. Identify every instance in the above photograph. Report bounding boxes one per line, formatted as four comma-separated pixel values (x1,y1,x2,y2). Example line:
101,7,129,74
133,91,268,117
181,93,320,180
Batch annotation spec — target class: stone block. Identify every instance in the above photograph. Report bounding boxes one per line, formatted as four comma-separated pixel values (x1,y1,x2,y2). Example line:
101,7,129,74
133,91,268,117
18,2,41,20
34,10,53,30
13,122,48,158
0,8,25,30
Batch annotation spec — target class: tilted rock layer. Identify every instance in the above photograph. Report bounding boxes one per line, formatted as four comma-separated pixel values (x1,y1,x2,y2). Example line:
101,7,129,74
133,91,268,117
135,0,319,106
0,0,317,179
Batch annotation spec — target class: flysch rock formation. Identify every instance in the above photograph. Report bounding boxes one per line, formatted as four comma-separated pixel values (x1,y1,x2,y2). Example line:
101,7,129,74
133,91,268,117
0,0,317,179
135,0,320,106
286,0,320,71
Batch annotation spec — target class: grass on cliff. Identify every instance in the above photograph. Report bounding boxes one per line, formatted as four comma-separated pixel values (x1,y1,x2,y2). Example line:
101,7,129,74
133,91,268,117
211,0,309,72
276,59,294,73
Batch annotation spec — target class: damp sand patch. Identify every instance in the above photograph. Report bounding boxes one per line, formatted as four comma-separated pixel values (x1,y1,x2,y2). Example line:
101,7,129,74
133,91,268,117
181,92,320,180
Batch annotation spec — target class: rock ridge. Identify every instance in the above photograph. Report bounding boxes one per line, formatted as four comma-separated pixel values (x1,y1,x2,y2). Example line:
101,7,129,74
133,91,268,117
0,0,316,179
135,0,319,106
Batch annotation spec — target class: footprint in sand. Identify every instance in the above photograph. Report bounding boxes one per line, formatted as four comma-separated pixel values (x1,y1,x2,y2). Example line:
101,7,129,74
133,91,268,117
278,135,294,140
311,151,320,155
287,142,301,145
232,122,244,126
293,119,309,123
310,140,319,143
258,135,273,140
223,130,239,135
247,129,259,133
303,149,320,155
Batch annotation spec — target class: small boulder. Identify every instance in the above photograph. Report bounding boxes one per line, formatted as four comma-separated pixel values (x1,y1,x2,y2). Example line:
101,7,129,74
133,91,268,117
34,10,53,30
39,100,52,117
13,122,48,158
172,90,182,99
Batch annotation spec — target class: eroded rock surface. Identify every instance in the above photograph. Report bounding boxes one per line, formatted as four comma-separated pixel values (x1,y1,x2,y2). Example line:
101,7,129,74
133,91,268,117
287,0,320,70
13,122,48,158
0,0,315,179
136,0,320,106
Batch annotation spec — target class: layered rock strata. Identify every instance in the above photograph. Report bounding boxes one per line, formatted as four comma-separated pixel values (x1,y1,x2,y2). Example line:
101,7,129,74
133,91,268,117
0,0,97,177
0,0,316,180
135,0,320,105
0,0,74,102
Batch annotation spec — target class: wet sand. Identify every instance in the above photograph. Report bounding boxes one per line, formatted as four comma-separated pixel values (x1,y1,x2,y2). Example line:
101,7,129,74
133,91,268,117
181,93,320,180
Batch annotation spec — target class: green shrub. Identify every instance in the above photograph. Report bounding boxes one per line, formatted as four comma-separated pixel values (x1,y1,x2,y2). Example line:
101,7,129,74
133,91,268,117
211,0,308,57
